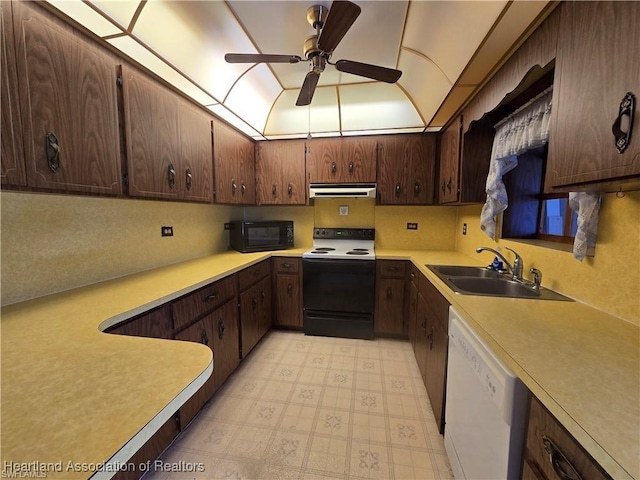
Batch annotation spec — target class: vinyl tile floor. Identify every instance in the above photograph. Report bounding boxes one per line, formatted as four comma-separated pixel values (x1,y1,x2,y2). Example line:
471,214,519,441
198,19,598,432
144,330,454,480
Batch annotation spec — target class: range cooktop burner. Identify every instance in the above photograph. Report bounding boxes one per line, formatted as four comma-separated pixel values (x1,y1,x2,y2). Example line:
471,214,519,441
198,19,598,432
314,247,335,251
310,250,328,254
347,250,369,255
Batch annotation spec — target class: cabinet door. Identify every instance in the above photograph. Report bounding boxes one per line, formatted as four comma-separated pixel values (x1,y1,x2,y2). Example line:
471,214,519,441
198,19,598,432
256,140,305,205
257,276,272,340
408,135,436,205
237,133,255,205
408,279,418,350
546,1,640,188
211,299,240,391
14,1,121,195
179,103,213,202
374,277,406,335
239,283,259,358
122,66,179,199
1,1,26,187
424,311,447,434
213,121,240,204
274,273,301,327
340,136,377,182
439,117,462,203
306,137,342,183
376,136,408,204
174,315,216,427
414,292,429,385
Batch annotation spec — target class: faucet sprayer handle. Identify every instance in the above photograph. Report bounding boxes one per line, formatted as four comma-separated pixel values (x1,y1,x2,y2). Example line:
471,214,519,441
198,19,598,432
504,247,524,280
530,268,542,289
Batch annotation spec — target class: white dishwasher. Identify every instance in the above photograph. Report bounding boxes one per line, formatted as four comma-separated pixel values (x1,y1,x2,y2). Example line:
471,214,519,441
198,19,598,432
445,307,529,480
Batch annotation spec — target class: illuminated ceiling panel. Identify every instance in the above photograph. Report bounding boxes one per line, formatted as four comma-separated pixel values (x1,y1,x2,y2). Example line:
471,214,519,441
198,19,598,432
88,0,141,30
265,88,340,137
45,0,552,138
48,1,123,37
224,64,283,134
339,83,422,131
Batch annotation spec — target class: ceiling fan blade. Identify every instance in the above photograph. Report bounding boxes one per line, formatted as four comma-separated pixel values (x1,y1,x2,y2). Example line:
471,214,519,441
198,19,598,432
225,53,302,64
335,59,402,83
317,1,361,53
296,71,320,106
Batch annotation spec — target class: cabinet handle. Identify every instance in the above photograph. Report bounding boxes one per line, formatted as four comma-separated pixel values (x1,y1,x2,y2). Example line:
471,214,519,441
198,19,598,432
387,266,399,272
251,297,257,309
395,182,401,197
261,290,266,300
45,132,61,172
200,330,209,346
331,161,337,175
204,293,217,303
288,183,293,197
185,168,193,191
421,320,426,331
427,327,434,349
348,161,354,175
612,92,635,153
287,283,293,294
386,287,392,299
218,319,225,340
441,181,446,194
253,269,261,277
282,262,292,269
241,182,246,195
168,164,176,189
446,177,453,193
272,184,277,197
410,272,416,279
414,182,421,195
231,179,237,195
542,436,583,480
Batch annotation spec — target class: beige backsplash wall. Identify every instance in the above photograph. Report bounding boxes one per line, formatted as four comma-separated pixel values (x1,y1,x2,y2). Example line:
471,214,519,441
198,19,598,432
1,191,240,306
455,191,640,325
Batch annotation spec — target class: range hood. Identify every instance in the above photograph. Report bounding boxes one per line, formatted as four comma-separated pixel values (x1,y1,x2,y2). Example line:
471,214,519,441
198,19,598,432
309,183,377,199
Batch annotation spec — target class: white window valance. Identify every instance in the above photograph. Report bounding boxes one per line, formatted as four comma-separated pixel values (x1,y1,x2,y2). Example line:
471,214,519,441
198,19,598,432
480,87,553,239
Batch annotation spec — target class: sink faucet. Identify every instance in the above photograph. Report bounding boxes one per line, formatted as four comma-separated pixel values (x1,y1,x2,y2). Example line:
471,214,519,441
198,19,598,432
476,246,524,281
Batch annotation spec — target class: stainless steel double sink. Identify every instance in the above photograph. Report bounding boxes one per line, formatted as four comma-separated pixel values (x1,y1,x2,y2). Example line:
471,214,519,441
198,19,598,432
426,265,573,301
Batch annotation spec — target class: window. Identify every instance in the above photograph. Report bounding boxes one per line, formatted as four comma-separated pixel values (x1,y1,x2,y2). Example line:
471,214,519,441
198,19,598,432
538,195,578,243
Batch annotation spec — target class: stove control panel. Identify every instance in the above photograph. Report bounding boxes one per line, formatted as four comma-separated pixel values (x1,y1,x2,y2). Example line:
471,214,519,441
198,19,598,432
313,228,375,240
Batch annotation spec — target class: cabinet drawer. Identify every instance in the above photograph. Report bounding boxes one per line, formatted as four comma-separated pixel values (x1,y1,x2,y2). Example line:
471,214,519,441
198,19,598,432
172,275,238,332
419,274,450,333
525,396,610,480
239,260,271,291
377,260,407,278
273,257,300,274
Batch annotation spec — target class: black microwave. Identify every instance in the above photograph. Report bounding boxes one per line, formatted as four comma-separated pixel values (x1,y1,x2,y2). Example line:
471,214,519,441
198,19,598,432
229,220,294,253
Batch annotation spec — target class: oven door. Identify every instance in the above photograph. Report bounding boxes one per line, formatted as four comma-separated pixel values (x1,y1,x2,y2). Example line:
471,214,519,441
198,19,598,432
302,259,375,314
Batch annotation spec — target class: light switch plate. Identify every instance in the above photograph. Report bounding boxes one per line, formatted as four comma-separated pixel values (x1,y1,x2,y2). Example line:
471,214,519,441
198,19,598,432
339,205,349,215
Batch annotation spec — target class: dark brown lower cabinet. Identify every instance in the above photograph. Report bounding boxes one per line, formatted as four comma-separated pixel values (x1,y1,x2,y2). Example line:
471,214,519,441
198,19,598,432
374,260,408,336
272,257,302,328
523,396,611,480
239,275,272,358
410,269,450,434
210,299,240,391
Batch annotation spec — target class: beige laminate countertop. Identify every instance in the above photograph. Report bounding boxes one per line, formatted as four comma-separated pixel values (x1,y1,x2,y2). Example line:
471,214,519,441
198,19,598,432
377,249,640,480
1,248,638,479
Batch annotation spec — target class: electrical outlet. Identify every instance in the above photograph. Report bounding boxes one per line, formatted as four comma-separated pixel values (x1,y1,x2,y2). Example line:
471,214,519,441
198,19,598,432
462,223,467,235
339,205,349,216
224,222,230,230
161,226,174,237
406,222,418,230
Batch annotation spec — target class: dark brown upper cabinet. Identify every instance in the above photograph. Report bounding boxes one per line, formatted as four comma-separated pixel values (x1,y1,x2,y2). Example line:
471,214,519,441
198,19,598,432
377,134,436,205
213,120,255,205
12,0,121,195
545,1,640,192
1,1,26,187
255,139,306,205
121,65,213,202
306,136,377,184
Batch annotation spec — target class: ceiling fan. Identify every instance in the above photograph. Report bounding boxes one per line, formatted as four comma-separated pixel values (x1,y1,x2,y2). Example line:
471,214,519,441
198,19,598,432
225,0,403,106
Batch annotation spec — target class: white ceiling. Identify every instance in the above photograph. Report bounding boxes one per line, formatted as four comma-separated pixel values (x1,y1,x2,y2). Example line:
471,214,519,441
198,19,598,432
47,0,551,140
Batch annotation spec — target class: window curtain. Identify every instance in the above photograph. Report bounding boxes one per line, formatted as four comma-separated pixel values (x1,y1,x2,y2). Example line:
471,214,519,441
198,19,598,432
480,87,554,240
